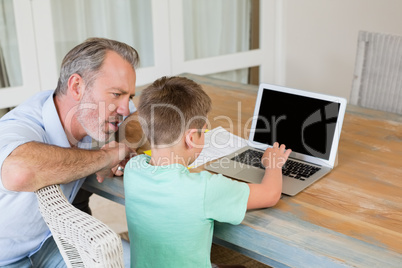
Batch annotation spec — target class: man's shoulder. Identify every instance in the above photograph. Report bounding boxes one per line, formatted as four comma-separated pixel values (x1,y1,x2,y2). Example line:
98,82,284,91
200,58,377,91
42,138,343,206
22,90,54,109
2,90,53,120
20,90,53,106
0,90,56,143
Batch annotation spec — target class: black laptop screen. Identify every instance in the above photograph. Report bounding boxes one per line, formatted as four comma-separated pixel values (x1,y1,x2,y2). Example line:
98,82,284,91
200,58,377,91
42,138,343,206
253,88,340,160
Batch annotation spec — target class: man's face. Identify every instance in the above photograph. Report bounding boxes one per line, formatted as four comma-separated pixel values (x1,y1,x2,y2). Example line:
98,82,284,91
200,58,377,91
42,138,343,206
77,51,136,142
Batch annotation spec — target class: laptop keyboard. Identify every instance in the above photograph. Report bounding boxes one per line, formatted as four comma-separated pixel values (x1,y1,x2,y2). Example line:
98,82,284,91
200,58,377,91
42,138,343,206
230,149,321,181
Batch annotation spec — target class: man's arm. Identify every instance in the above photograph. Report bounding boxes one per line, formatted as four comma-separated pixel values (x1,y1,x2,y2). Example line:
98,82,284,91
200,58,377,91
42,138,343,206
1,141,131,192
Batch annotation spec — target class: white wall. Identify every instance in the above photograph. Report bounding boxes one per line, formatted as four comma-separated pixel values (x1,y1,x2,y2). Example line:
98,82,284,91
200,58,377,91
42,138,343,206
282,0,402,100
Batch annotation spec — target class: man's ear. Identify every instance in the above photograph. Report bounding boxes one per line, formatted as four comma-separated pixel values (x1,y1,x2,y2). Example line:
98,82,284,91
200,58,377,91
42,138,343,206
67,74,84,101
184,129,198,149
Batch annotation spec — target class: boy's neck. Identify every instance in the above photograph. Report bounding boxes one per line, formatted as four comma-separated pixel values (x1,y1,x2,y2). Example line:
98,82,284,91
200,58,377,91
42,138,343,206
149,147,193,167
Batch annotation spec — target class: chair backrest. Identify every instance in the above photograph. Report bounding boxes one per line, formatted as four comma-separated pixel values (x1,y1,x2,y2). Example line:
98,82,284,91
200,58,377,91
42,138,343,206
350,30,402,114
36,185,124,268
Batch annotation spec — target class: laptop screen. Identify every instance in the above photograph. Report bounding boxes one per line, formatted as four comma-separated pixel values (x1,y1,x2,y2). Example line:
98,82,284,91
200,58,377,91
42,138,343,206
252,88,341,160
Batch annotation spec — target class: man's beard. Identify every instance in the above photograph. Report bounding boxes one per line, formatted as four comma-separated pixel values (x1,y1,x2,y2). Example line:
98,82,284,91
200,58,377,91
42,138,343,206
77,91,113,142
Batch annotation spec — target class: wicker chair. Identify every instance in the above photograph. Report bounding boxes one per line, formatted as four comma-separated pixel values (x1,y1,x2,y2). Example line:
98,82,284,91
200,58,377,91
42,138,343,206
36,184,125,268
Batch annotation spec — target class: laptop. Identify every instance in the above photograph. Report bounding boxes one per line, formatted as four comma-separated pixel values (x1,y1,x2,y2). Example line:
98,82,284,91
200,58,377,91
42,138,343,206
205,83,347,196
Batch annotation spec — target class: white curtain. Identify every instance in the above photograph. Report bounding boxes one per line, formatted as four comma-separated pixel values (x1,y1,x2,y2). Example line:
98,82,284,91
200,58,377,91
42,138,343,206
183,0,252,83
51,0,154,70
0,0,22,88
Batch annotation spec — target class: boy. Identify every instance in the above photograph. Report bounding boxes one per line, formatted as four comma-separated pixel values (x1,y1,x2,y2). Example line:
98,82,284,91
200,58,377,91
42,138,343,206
124,76,291,267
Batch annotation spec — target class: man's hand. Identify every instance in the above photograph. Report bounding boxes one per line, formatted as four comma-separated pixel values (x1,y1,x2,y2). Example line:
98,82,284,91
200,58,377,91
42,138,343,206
112,151,138,177
95,141,135,183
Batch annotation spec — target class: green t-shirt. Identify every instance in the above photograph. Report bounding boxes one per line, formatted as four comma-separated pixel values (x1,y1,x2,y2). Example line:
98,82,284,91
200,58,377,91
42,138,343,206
124,154,250,268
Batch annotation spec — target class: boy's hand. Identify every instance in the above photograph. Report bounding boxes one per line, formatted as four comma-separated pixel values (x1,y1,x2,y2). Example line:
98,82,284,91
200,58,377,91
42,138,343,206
261,142,292,169
247,142,292,209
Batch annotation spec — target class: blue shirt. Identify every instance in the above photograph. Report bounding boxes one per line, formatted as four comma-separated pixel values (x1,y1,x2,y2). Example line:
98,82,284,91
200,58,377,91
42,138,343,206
0,90,134,265
124,155,250,268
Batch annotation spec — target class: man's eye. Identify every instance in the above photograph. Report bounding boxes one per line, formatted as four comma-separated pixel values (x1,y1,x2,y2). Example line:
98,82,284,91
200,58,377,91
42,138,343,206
113,93,121,97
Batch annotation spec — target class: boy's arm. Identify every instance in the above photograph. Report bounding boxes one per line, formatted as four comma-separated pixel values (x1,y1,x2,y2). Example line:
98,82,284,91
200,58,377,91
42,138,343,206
247,142,291,210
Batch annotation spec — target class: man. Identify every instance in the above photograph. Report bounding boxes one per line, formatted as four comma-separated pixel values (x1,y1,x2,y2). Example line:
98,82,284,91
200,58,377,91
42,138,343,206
0,38,140,267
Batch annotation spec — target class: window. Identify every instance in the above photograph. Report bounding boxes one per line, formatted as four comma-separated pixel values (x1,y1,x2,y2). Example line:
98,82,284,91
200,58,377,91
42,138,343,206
1,0,278,109
0,0,40,109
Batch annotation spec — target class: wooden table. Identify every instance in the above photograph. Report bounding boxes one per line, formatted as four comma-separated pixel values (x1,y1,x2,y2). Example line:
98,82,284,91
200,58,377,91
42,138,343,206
83,73,402,267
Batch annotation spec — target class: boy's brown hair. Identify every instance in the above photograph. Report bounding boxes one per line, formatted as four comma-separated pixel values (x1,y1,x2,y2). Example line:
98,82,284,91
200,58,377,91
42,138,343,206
138,76,212,146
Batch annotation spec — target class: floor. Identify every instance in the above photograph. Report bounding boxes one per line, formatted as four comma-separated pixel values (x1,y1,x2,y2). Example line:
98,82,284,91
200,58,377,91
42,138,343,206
89,194,128,235
90,194,271,268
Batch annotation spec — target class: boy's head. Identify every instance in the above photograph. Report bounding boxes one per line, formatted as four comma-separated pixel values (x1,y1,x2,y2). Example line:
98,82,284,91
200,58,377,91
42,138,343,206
138,76,212,146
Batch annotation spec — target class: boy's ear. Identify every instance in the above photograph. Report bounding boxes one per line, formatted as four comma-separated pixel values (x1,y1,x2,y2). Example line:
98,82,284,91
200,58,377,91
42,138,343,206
67,74,85,101
184,129,198,149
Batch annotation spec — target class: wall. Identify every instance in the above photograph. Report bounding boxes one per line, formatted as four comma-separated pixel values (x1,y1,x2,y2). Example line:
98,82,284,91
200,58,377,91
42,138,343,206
282,0,402,100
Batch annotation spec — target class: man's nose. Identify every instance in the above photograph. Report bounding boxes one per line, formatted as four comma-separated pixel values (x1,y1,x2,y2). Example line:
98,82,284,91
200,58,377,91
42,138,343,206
116,99,130,116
